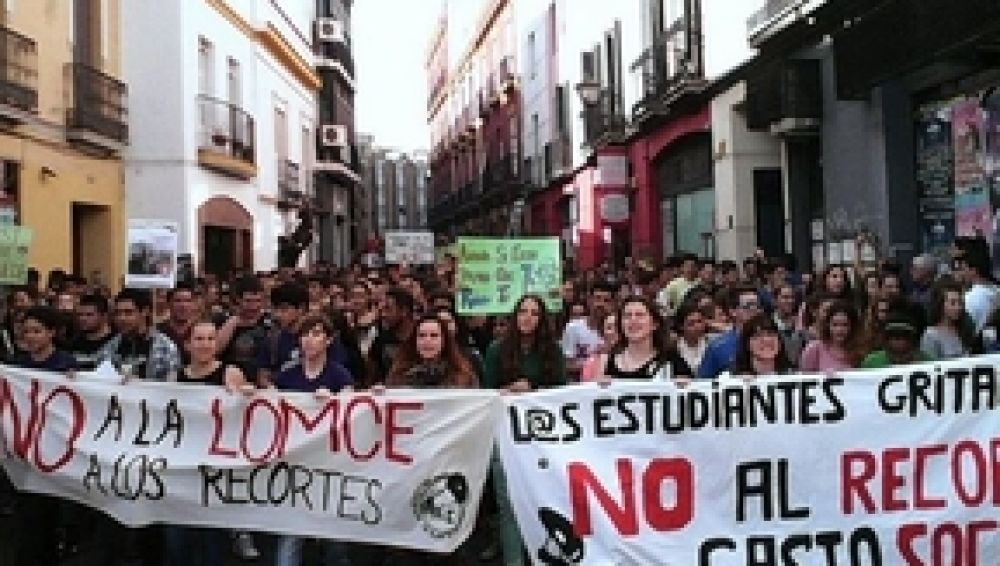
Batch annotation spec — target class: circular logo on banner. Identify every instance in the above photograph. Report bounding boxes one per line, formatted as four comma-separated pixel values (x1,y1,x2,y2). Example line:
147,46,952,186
600,194,630,223
411,473,470,539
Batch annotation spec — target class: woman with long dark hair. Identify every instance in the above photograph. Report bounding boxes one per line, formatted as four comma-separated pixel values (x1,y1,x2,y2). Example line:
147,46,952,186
386,315,477,388
921,280,982,359
730,314,794,376
799,300,864,372
433,306,485,379
600,297,691,380
483,295,565,566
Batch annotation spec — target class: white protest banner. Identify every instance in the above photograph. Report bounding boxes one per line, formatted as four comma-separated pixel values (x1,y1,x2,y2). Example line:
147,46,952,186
497,357,1000,565
385,231,435,265
0,366,498,552
125,219,179,288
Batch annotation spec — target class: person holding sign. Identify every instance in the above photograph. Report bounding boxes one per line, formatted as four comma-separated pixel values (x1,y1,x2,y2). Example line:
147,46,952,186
7,306,77,565
598,297,691,381
483,294,565,566
164,320,252,566
272,315,353,566
386,315,477,388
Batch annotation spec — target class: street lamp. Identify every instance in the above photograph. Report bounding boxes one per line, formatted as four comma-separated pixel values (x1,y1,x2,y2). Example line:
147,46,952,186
575,80,602,106
576,80,603,144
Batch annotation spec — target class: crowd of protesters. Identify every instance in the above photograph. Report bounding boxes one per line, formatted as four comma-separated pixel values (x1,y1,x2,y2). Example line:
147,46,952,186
0,233,998,566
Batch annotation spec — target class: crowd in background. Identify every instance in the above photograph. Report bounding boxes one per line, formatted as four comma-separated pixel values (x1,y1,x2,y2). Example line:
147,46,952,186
0,232,998,566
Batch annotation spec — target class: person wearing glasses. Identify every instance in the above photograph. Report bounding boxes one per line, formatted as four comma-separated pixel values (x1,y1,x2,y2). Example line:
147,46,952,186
697,286,762,379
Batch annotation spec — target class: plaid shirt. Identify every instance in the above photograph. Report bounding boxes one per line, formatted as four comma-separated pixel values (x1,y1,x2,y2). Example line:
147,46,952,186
97,329,181,382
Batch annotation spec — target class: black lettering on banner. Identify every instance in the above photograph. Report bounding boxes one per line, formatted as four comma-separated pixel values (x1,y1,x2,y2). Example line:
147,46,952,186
145,457,167,501
337,474,366,522
747,536,776,566
248,464,269,505
723,387,745,429
699,538,736,566
200,464,225,507
318,469,342,512
814,531,842,564
290,464,314,510
773,381,798,423
226,467,250,504
157,399,184,448
798,381,820,425
747,385,776,426
637,395,659,434
560,403,581,442
736,459,809,522
850,527,882,566
688,389,710,429
877,376,904,413
134,400,153,446
267,461,291,505
616,395,639,434
972,366,996,411
822,377,846,422
509,406,532,442
780,533,812,565
82,454,107,495
94,395,123,441
593,398,615,437
945,368,969,411
910,371,936,415
363,479,383,525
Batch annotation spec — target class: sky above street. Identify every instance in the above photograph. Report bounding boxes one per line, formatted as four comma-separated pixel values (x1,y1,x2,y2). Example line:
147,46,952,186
354,0,438,154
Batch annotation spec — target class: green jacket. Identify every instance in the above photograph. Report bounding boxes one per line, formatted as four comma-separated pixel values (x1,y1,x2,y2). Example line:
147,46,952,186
483,340,566,389
861,349,930,369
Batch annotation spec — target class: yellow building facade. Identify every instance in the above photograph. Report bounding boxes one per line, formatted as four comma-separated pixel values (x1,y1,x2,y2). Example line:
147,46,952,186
1,0,126,288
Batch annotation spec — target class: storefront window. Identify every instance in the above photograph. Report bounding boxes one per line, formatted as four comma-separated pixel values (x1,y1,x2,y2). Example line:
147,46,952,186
667,187,715,257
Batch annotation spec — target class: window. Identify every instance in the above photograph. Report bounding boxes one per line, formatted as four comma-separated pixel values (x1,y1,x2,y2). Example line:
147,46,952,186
527,32,536,79
227,57,241,106
198,37,214,96
274,107,288,161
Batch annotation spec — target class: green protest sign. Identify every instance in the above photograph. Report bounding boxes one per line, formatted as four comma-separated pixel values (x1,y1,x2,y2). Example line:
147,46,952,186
0,225,32,285
456,237,562,315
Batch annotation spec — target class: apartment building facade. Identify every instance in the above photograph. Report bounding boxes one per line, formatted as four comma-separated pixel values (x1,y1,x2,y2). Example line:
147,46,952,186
0,0,128,287
367,150,429,235
314,0,361,267
124,0,320,275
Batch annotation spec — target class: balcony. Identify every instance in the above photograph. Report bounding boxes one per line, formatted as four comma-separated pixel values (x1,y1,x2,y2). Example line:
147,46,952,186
584,89,630,146
543,137,573,186
630,32,707,123
196,95,256,179
65,63,128,153
0,26,37,123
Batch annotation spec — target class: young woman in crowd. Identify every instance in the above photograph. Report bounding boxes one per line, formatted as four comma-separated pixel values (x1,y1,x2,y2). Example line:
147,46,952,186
386,315,477,388
163,321,251,566
921,280,982,360
730,313,794,377
272,315,353,566
434,305,485,379
799,300,864,372
673,303,708,377
580,312,619,382
483,295,565,566
861,296,892,354
600,297,692,381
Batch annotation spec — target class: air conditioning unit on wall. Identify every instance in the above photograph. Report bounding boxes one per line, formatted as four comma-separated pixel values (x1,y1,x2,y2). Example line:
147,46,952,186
316,18,345,43
321,124,348,147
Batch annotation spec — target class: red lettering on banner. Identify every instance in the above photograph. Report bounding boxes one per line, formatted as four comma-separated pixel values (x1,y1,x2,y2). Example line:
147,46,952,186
343,397,381,461
240,398,282,464
641,458,694,531
33,386,85,472
0,378,85,473
914,444,947,510
569,459,637,536
385,401,421,465
568,458,695,537
952,440,987,506
898,521,1000,566
279,398,340,457
993,440,1000,506
208,398,237,458
841,451,877,514
882,447,908,512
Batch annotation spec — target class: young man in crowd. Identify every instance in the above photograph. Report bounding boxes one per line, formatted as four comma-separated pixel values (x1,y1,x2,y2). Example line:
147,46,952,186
97,288,181,381
306,273,329,313
68,293,114,370
909,253,938,310
368,287,416,384
156,283,199,357
698,285,762,379
659,252,699,314
561,282,615,379
216,276,272,387
256,281,309,387
11,306,77,372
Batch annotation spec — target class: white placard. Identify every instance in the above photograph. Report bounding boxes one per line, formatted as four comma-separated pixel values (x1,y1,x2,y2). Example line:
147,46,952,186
384,231,435,265
125,219,178,288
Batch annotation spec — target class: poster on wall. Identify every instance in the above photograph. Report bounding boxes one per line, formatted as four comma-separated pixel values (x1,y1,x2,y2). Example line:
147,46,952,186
125,219,178,289
916,109,955,264
952,99,991,242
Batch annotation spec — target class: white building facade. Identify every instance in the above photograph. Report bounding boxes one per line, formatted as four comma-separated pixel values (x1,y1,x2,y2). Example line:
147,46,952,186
124,0,320,275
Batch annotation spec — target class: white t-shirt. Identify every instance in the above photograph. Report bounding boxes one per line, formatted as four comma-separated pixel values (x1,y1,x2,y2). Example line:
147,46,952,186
561,318,603,361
